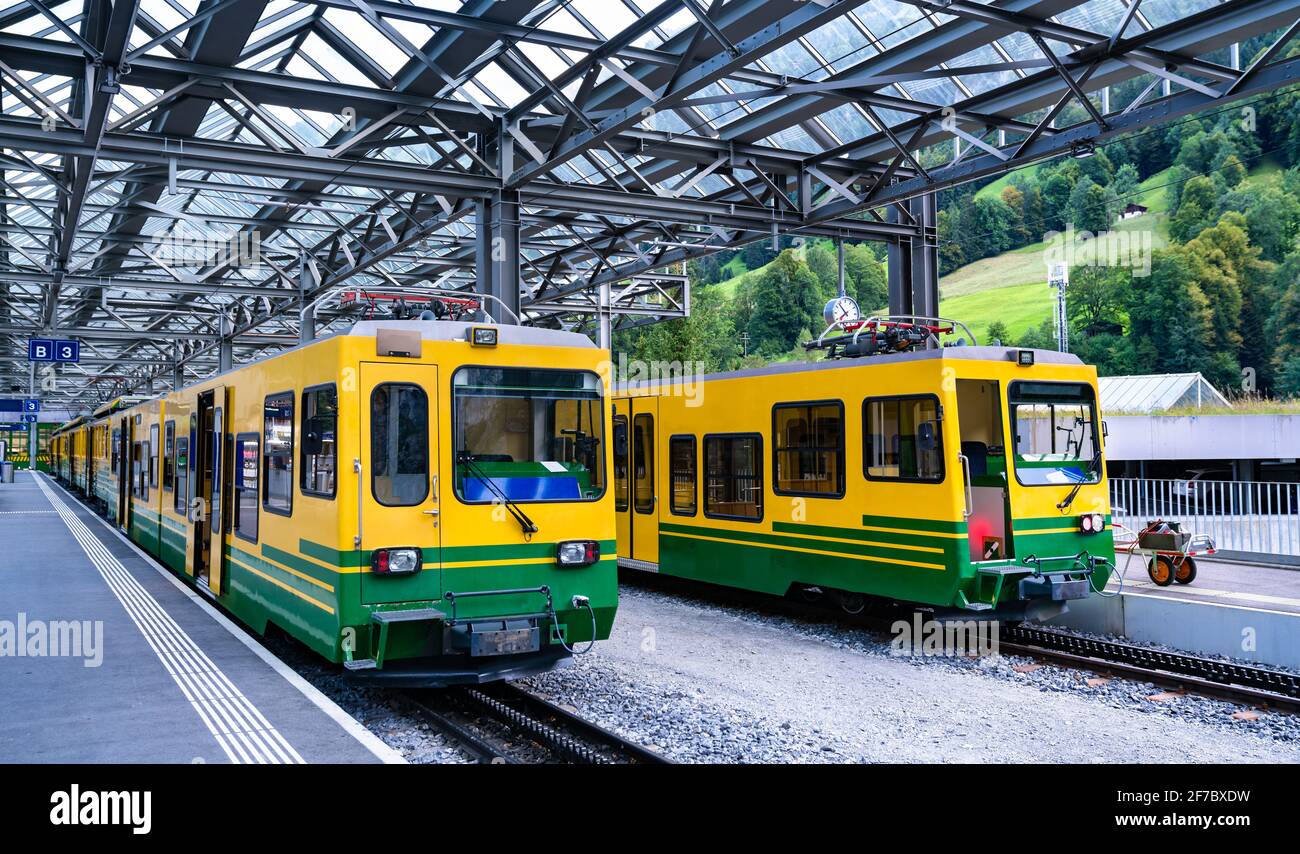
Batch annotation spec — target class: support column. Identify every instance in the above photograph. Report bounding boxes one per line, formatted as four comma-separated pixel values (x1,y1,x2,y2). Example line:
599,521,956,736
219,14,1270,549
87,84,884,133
474,190,521,324
218,314,233,373
886,193,939,324
28,361,37,470
598,280,612,351
836,238,846,298
298,254,315,344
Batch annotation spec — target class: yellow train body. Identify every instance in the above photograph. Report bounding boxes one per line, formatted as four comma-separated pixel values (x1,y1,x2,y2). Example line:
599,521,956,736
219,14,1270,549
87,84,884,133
613,346,1115,618
52,321,618,684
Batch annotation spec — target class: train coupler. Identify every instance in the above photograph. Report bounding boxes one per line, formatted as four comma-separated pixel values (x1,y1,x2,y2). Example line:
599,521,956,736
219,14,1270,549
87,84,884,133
1015,552,1109,601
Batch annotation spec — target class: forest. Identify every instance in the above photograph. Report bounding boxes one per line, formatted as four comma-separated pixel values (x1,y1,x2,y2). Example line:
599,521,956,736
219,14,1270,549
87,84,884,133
615,36,1300,399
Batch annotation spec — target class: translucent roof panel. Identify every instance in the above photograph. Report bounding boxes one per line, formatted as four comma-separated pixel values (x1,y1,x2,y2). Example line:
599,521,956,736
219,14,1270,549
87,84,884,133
1099,374,1232,413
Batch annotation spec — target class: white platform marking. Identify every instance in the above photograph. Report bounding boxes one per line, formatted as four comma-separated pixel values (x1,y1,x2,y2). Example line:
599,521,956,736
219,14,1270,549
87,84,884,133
35,473,304,764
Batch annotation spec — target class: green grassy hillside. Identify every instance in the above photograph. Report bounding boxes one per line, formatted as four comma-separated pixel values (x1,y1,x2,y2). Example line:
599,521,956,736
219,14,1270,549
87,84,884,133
697,162,1266,345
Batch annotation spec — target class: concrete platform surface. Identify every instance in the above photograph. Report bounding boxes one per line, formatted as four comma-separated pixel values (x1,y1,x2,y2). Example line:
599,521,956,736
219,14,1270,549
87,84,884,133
0,472,401,764
1109,552,1300,615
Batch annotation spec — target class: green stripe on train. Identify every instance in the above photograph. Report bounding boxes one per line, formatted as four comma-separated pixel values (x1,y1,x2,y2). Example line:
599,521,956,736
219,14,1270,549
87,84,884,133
861,514,967,534
297,538,618,568
661,521,956,568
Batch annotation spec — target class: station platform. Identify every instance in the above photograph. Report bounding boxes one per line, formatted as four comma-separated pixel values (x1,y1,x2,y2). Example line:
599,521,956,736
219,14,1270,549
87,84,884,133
0,471,402,764
1107,554,1300,615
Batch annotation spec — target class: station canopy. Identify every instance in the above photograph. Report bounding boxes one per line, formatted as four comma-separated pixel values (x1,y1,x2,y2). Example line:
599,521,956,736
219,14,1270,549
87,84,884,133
1100,372,1233,413
0,0,1297,409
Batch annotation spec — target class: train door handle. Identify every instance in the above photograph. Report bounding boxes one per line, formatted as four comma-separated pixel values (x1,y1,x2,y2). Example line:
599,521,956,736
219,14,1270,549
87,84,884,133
423,509,439,516
958,454,973,519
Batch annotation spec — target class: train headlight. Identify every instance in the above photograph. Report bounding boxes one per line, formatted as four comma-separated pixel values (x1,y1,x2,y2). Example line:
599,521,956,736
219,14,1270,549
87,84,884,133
556,540,600,567
371,547,421,575
1079,513,1105,534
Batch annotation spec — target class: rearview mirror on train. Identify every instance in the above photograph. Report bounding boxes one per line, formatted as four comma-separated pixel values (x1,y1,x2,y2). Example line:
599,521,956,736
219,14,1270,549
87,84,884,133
918,422,938,452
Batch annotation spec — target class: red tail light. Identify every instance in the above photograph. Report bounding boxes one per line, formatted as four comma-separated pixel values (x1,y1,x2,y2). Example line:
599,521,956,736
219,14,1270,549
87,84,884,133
371,547,421,575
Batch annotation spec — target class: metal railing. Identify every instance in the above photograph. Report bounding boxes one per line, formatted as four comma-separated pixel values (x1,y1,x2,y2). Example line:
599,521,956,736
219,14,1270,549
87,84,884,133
1108,477,1300,558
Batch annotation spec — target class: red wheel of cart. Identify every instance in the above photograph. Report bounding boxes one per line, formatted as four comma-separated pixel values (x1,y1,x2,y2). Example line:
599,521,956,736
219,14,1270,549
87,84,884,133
1174,556,1197,585
1147,555,1175,586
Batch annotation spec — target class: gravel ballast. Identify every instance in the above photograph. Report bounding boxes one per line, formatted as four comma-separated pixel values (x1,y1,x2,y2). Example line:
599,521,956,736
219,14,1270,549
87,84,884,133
518,584,1300,763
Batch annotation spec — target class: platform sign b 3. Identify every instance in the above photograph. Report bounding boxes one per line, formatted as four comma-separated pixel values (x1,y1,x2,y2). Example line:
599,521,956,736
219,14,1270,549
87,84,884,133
28,339,54,361
27,338,79,363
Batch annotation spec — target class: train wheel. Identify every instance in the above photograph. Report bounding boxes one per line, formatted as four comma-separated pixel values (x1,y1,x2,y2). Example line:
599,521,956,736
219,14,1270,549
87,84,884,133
1147,556,1174,587
837,592,866,615
1174,557,1197,585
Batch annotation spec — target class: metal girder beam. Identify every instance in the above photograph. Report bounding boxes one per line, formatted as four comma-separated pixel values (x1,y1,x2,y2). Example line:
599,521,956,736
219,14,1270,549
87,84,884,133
504,0,870,187
809,51,1300,226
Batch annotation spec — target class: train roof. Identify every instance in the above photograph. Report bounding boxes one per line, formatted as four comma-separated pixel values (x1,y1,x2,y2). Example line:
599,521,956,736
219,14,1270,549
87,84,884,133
345,320,595,349
92,395,150,418
620,346,1087,391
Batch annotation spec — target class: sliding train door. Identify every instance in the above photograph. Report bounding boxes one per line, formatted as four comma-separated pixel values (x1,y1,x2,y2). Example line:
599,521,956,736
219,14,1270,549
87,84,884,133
192,386,228,595
630,399,659,566
358,362,441,605
955,379,1013,562
116,416,130,530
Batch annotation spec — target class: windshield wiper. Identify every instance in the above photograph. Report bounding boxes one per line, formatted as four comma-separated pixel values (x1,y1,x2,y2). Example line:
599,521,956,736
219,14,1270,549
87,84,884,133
1056,448,1102,511
458,450,538,535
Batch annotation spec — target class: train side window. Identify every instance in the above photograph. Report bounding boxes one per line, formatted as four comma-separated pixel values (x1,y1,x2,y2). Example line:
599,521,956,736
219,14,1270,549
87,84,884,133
263,391,294,516
371,383,429,506
863,395,944,483
300,384,337,498
149,424,160,488
163,421,175,491
613,415,629,511
174,437,189,514
233,433,259,542
132,441,147,500
669,435,697,516
703,434,763,521
772,401,844,498
632,414,654,513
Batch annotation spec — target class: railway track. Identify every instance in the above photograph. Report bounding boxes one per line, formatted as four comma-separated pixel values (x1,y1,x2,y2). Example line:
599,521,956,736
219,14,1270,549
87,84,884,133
1000,625,1300,714
402,683,672,764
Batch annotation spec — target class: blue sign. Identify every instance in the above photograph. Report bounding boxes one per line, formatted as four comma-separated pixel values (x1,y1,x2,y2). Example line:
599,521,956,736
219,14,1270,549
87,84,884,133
23,399,39,413
0,423,29,432
21,413,38,424
28,339,54,361
27,338,79,362
54,340,80,363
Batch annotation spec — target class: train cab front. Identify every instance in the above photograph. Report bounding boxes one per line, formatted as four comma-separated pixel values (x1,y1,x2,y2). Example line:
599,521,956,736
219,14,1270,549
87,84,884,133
342,341,617,687
946,357,1116,622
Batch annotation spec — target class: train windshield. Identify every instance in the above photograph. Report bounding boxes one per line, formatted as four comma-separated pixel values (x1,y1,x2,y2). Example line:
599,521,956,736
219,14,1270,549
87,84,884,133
452,367,606,503
1009,381,1100,486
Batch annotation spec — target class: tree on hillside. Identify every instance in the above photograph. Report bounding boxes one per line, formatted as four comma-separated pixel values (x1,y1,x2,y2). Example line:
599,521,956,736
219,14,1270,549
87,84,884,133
1112,163,1140,202
1169,175,1217,242
1127,247,1216,377
984,320,1010,345
844,243,887,310
1070,178,1112,233
1219,153,1247,188
1001,185,1031,245
1067,265,1129,338
1076,148,1114,188
937,209,966,274
632,285,739,372
804,243,838,294
746,250,825,355
1042,174,1073,232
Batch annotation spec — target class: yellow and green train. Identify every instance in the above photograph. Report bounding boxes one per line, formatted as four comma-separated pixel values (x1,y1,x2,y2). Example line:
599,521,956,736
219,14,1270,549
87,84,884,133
612,344,1115,621
51,320,618,684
